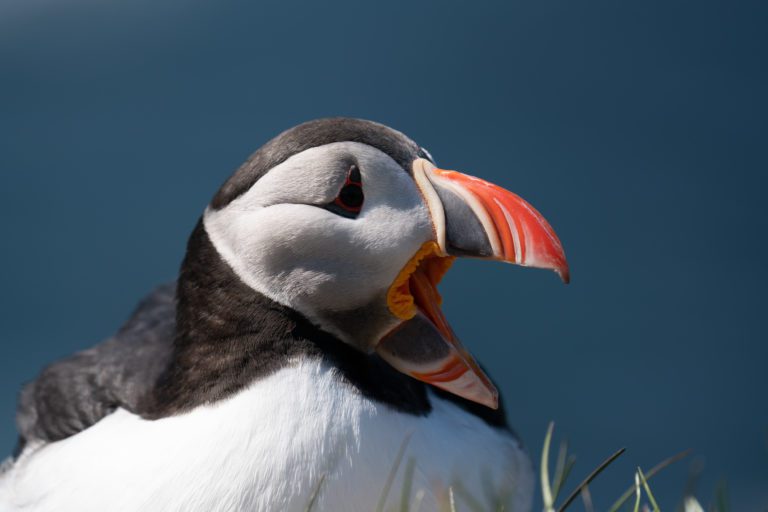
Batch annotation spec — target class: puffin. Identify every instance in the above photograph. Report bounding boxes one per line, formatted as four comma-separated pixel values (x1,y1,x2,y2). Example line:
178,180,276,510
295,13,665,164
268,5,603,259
0,118,569,512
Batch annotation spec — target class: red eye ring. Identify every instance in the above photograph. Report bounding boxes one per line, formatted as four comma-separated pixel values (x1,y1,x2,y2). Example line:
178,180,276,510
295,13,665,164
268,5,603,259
333,165,364,213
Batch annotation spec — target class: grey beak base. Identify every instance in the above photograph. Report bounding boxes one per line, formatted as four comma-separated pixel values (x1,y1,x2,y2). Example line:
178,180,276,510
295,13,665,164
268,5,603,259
431,182,494,258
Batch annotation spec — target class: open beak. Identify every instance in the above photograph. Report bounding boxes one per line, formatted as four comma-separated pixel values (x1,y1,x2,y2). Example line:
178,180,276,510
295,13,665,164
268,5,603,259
376,158,569,409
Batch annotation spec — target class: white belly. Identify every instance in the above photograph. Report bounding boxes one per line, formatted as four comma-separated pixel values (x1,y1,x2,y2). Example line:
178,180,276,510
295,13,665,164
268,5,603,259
0,359,533,512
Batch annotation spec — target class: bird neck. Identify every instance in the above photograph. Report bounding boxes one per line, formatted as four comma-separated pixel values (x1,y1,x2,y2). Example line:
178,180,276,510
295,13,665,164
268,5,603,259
143,220,429,419
143,220,316,416
174,220,304,352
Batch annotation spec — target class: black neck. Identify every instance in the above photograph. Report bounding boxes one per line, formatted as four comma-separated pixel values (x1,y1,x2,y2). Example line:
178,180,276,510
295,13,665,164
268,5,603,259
143,220,431,418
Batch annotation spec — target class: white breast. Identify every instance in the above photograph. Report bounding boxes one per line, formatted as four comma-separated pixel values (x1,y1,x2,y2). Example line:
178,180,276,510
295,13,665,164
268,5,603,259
0,359,533,512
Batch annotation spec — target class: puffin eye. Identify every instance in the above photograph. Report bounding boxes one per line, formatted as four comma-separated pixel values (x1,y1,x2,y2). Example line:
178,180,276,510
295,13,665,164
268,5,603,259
326,165,364,218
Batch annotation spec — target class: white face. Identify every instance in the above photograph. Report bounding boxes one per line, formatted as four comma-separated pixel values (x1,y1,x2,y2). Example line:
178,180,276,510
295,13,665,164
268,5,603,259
204,142,434,349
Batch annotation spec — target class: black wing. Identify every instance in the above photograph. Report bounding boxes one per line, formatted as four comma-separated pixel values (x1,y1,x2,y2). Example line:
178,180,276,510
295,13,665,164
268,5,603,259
15,283,177,447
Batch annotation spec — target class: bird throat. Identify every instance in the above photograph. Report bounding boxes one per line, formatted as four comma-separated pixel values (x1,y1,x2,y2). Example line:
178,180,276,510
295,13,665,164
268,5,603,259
386,241,455,341
142,221,432,419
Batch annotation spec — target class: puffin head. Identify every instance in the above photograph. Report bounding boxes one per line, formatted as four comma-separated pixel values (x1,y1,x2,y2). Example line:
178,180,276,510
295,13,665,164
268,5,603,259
203,118,568,409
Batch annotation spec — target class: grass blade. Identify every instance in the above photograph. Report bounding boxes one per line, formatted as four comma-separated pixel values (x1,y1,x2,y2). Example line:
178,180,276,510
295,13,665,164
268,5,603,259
580,484,595,512
637,467,660,512
715,479,730,512
375,433,413,512
452,481,485,512
412,490,426,512
555,455,577,503
557,447,626,512
608,449,691,512
632,472,641,512
552,440,577,502
541,421,556,511
400,458,416,512
552,440,568,500
448,486,457,512
304,472,326,512
684,496,705,512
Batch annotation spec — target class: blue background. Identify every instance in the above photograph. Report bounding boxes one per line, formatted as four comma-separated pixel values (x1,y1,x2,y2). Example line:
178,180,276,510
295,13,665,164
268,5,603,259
1,0,766,509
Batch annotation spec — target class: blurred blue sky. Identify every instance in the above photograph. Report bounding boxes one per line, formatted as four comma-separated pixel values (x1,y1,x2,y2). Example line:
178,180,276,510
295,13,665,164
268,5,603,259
1,0,766,509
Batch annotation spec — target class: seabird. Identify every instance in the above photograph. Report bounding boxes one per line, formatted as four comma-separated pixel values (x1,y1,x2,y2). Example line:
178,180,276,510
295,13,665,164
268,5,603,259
0,118,568,512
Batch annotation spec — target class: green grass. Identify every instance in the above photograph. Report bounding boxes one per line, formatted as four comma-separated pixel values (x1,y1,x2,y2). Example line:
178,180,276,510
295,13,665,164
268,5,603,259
305,421,757,511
